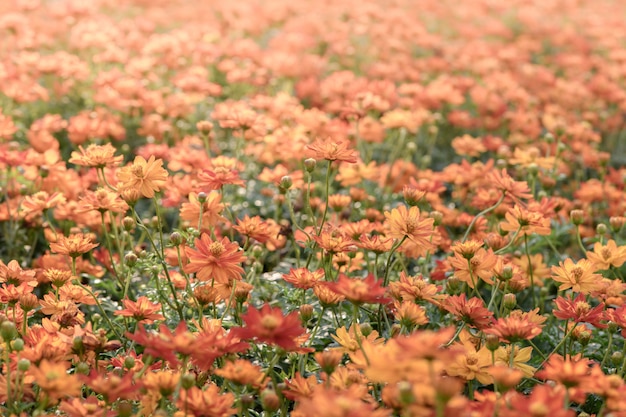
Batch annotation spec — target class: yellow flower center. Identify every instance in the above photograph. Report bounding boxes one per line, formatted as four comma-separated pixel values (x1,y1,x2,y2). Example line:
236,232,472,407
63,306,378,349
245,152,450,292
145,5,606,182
208,242,225,257
260,315,280,331
571,266,584,280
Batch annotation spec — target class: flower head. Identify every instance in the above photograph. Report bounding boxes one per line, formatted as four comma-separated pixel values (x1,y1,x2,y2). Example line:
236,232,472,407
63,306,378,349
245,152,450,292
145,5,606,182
184,235,246,283
117,155,168,199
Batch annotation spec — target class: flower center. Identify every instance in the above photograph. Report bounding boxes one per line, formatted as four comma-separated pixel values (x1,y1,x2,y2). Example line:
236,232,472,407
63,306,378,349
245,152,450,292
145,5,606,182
571,266,584,280
208,242,225,257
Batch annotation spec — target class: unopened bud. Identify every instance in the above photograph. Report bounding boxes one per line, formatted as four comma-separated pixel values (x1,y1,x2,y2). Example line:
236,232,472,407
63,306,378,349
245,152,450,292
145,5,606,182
485,334,500,351
122,216,135,231
570,210,584,226
1,321,17,342
304,158,316,173
181,373,196,390
124,356,135,370
596,223,607,236
430,211,443,226
610,216,625,232
197,192,207,203
261,389,280,413
299,304,314,323
125,252,138,267
170,232,182,246
503,293,517,310
359,322,373,337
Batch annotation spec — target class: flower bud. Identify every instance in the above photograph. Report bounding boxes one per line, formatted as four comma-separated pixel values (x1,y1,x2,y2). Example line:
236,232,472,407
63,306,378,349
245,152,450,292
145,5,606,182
299,304,314,323
430,211,443,226
17,358,30,372
608,321,619,334
117,402,133,417
485,334,500,352
261,389,280,413
279,176,292,193
170,232,183,246
596,223,607,236
398,381,414,405
122,216,135,231
503,293,517,310
304,158,317,172
196,121,213,134
11,338,24,352
181,373,196,390
0,321,17,342
75,362,90,375
570,209,584,225
125,252,138,267
197,192,207,203
19,294,38,312
612,351,624,367
359,322,373,337
315,350,343,375
124,356,135,370
610,216,625,232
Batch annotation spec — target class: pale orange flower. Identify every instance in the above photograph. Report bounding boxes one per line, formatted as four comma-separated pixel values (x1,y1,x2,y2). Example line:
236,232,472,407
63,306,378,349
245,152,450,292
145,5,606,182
305,137,358,163
68,143,123,168
49,233,99,258
551,258,603,294
384,205,435,247
184,235,246,283
586,240,626,270
117,155,168,199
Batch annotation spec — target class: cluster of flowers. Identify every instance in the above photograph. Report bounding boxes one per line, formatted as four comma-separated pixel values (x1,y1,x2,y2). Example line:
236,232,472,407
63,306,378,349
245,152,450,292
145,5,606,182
1,0,626,416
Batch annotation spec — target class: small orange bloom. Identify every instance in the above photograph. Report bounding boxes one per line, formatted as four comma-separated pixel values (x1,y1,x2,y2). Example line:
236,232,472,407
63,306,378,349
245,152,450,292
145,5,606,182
114,296,164,324
484,315,543,343
586,239,626,270
184,235,246,283
305,137,358,163
29,360,82,404
214,359,269,389
69,143,123,168
325,274,388,305
551,258,603,294
117,155,168,199
232,304,309,351
384,205,435,247
49,233,99,258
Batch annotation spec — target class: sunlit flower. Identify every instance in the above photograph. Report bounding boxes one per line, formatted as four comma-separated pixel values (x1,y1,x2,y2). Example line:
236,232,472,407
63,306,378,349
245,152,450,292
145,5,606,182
443,294,493,330
551,258,603,294
231,304,309,351
49,233,99,258
114,296,164,324
117,155,168,199
305,137,358,163
184,235,246,283
384,205,435,247
586,239,626,270
69,143,123,168
553,293,605,328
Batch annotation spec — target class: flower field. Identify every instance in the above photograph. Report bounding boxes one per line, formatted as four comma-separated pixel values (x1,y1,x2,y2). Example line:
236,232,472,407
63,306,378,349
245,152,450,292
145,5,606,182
2,0,626,415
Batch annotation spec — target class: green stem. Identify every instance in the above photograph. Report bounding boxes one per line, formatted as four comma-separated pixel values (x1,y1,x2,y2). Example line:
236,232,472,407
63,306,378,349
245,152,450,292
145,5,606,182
317,162,333,235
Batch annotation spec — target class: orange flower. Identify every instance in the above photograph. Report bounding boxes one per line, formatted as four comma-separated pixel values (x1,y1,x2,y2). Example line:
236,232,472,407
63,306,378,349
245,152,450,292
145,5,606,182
49,233,99,258
214,359,269,389
448,247,498,289
486,169,533,204
500,205,551,237
384,205,435,247
231,304,309,351
535,354,596,389
198,167,245,190
117,155,168,199
233,215,277,244
179,191,225,229
77,188,128,214
550,258,603,294
21,191,67,221
29,360,82,404
325,274,388,305
305,137,358,163
69,143,123,168
484,315,542,343
444,294,494,330
447,330,493,384
500,385,574,417
114,296,164,324
176,384,236,417
184,235,246,283
553,293,605,328
282,268,325,290
586,239,626,270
